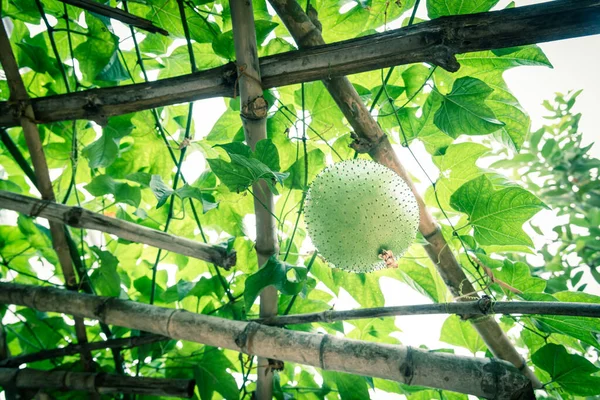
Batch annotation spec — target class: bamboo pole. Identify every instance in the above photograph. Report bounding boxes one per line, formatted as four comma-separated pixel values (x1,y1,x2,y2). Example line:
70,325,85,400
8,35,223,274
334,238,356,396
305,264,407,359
266,0,542,387
0,282,535,399
0,368,194,398
1,0,599,128
0,19,95,374
0,190,236,268
229,1,279,398
257,299,600,326
0,335,167,368
58,0,168,35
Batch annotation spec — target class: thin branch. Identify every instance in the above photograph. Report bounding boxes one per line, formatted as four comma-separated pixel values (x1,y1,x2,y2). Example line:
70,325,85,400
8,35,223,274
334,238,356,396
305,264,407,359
0,334,168,368
58,0,169,35
0,282,534,399
258,299,600,326
0,190,236,268
1,0,599,127
0,367,194,398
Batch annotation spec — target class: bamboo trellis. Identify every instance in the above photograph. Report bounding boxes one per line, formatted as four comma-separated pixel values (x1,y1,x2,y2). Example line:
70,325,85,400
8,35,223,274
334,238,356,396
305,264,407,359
1,0,600,398
0,282,535,399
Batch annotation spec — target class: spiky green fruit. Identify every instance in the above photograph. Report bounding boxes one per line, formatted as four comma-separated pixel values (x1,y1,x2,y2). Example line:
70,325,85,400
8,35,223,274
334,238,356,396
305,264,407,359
304,159,419,273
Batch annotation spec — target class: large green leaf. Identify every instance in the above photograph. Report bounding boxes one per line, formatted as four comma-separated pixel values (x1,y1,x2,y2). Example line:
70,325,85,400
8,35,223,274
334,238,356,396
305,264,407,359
426,142,489,210
440,315,487,354
433,77,504,139
450,175,546,246
195,350,239,400
244,256,307,312
74,13,118,82
532,344,600,396
427,0,499,19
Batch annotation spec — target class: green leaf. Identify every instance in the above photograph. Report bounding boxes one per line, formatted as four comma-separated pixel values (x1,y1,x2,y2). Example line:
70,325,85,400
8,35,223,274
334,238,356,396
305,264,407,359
174,185,219,213
322,371,369,400
90,248,121,297
208,146,288,195
244,256,307,312
195,350,239,400
492,259,545,294
85,175,141,207
295,82,346,140
426,142,489,210
434,77,504,139
149,175,174,208
450,175,546,246
83,115,134,169
253,139,280,171
162,280,195,303
440,315,487,354
284,149,325,190
74,13,118,82
527,292,600,349
427,0,499,19
532,344,600,396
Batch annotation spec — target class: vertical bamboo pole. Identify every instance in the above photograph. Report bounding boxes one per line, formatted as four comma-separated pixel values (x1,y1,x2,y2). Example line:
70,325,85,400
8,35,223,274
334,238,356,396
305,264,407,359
229,1,278,398
266,0,541,388
0,19,95,374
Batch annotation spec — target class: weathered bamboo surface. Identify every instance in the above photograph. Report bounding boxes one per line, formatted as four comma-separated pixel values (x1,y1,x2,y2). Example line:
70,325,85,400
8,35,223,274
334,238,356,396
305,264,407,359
0,368,194,397
257,299,600,326
1,0,599,127
230,1,279,398
0,190,236,268
58,0,168,35
0,282,534,399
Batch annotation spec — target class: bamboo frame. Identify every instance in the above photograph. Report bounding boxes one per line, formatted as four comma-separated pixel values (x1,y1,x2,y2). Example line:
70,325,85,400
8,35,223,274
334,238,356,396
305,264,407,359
267,0,542,387
58,0,168,35
256,299,600,326
229,1,279,398
0,20,95,374
0,190,236,268
0,282,534,399
0,0,598,127
0,368,194,398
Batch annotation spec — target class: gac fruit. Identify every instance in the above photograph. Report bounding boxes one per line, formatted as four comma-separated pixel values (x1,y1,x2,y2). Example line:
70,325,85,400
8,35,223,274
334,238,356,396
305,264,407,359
304,159,419,273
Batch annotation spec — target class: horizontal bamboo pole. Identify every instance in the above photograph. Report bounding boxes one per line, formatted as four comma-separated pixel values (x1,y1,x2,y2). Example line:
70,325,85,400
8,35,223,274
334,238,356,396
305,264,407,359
0,334,167,368
59,0,168,35
256,299,600,326
1,0,599,127
0,282,534,399
0,190,236,269
0,368,194,398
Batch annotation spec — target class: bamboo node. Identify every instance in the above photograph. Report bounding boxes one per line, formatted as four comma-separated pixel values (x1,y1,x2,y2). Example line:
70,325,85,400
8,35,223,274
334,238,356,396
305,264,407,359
242,95,268,120
93,297,112,320
399,346,414,384
477,295,493,314
235,322,260,354
166,309,184,338
64,207,84,227
348,132,374,153
318,334,329,370
422,224,441,241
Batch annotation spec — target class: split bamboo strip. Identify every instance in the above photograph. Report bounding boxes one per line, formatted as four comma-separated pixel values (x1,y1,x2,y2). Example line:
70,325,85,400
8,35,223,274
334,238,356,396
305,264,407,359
58,0,168,35
257,299,600,326
0,335,168,368
229,1,279,398
0,282,534,399
0,19,95,373
267,0,542,387
1,0,599,128
0,190,236,268
0,368,194,398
